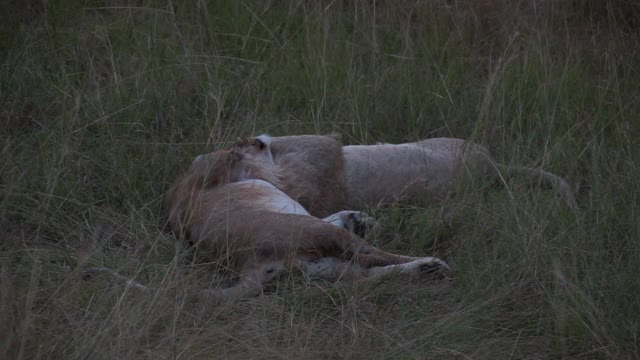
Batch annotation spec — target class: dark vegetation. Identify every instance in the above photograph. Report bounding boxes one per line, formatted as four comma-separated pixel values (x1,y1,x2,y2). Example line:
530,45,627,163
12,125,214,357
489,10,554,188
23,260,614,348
1,1,639,358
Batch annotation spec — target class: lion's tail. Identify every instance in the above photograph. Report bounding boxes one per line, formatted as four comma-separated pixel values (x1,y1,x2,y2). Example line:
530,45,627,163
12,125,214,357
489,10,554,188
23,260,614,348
496,164,577,209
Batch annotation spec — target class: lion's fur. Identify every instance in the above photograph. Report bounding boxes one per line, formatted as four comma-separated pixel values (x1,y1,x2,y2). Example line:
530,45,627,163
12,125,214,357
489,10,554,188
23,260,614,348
342,143,460,207
235,135,577,210
165,147,448,298
405,137,577,208
235,134,347,218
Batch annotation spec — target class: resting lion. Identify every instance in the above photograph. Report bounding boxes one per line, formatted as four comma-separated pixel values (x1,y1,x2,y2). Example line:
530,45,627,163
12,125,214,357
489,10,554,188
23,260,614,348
165,142,449,299
222,134,348,218
234,134,577,213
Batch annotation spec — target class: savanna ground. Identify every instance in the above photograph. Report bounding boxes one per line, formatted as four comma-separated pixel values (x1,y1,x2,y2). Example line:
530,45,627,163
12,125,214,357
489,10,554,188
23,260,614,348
1,1,639,358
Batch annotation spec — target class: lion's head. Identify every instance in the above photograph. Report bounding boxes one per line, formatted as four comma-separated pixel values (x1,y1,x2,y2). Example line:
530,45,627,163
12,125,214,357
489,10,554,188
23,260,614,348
234,134,274,165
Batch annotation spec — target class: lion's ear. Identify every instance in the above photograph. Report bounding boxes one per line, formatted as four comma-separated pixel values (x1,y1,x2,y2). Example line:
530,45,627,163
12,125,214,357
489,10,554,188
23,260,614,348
230,151,242,162
234,137,248,148
255,138,266,150
192,154,204,166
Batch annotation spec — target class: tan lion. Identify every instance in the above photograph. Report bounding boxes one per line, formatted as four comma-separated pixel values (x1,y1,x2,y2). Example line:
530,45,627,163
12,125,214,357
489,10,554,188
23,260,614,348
234,134,577,212
227,134,347,218
165,143,449,299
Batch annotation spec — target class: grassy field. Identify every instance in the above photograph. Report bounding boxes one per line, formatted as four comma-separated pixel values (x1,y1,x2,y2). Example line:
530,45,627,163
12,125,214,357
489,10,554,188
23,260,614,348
2,0,639,358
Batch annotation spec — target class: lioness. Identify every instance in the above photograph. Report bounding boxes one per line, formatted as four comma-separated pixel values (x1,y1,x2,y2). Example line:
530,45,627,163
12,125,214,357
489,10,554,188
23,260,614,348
231,134,347,218
235,134,577,212
165,144,449,299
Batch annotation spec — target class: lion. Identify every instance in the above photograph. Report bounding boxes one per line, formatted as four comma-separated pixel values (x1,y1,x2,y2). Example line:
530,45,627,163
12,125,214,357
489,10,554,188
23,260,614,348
164,143,449,299
234,134,577,212
223,134,347,218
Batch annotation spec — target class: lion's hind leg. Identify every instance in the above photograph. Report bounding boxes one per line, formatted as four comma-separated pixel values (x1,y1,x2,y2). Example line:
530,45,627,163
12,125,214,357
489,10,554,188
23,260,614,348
367,257,450,279
298,256,367,281
299,256,450,282
322,230,447,271
325,231,451,276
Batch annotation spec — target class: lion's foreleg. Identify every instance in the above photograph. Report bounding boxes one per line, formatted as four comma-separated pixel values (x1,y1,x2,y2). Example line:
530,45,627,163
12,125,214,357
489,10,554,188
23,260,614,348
346,237,424,267
206,260,288,299
297,256,366,281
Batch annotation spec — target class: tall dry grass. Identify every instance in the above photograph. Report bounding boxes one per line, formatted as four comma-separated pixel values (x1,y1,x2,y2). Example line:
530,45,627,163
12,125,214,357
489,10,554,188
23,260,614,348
1,0,639,358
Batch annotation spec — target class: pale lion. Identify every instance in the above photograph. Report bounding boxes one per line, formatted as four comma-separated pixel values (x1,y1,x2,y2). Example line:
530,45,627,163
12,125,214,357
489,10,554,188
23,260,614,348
223,134,347,218
234,134,577,212
165,143,449,299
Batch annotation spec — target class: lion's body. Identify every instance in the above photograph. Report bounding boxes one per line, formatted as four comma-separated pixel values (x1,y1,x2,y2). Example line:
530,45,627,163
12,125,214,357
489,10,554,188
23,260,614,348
342,141,490,207
239,135,576,211
251,134,346,218
165,148,448,298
